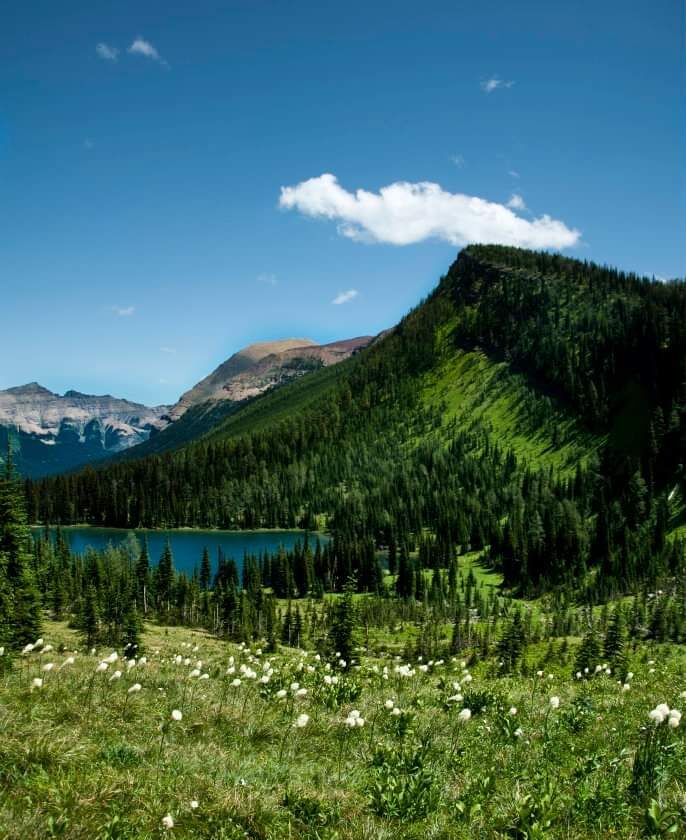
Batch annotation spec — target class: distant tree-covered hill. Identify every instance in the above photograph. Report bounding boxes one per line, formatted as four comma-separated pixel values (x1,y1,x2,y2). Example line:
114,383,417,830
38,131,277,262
28,246,686,598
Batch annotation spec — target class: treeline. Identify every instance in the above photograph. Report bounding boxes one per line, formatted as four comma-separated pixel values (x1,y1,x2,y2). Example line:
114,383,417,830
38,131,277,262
29,527,686,667
25,246,686,598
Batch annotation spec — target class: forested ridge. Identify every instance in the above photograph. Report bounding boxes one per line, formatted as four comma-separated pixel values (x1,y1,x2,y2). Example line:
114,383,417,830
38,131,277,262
26,246,686,598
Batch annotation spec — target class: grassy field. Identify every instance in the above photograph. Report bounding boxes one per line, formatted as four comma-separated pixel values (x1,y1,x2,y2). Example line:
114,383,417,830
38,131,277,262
2,620,685,839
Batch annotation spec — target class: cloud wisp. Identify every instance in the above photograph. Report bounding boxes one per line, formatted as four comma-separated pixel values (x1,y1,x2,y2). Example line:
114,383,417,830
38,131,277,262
481,77,514,93
506,193,527,211
96,43,119,61
279,174,581,250
112,305,135,317
332,289,358,305
257,273,278,286
128,38,168,67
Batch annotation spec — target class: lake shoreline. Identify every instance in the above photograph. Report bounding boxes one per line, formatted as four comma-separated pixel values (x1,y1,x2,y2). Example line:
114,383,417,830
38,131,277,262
33,525,331,574
31,524,329,537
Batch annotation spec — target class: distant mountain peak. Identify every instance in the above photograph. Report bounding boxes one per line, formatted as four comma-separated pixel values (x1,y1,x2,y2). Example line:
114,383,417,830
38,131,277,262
4,382,55,397
236,338,316,361
0,384,170,478
168,335,372,421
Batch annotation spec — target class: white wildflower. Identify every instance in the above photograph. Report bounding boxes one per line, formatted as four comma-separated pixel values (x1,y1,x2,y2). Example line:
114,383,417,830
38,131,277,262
649,708,666,724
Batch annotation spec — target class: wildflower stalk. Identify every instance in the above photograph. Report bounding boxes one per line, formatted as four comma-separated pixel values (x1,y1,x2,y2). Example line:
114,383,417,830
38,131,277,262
216,682,229,718
156,725,169,782
240,685,252,716
277,727,290,763
337,729,347,783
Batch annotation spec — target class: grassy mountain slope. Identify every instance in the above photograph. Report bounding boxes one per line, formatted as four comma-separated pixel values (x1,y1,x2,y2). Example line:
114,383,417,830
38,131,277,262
29,246,686,596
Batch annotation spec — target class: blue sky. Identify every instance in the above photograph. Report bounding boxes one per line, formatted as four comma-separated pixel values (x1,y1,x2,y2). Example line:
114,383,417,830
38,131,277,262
1,0,684,405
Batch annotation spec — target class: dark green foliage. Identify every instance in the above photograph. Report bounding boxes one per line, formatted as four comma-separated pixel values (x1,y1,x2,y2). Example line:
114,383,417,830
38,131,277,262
603,607,628,678
0,447,41,649
574,627,602,676
329,578,357,664
368,746,441,820
496,609,526,672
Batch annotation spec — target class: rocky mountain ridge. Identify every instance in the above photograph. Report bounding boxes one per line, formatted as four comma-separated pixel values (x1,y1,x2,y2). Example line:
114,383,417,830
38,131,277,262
1,335,373,476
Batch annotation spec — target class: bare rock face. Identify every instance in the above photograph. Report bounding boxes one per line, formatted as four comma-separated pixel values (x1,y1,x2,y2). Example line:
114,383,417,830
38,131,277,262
0,384,170,477
168,336,372,420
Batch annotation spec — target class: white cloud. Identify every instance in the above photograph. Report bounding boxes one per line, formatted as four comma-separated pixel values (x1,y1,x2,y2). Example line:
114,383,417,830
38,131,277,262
481,77,514,93
83,138,94,150
279,174,581,250
257,272,278,286
332,289,358,305
509,169,520,179
96,43,119,61
160,346,176,354
506,193,527,211
128,37,168,66
112,305,135,317
450,153,465,167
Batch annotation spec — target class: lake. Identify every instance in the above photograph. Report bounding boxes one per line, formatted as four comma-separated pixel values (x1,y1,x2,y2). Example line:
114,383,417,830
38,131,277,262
35,527,328,578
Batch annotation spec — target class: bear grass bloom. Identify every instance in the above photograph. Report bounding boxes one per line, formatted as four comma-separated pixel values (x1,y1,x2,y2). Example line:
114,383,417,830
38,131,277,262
171,709,183,721
344,709,365,728
649,704,681,727
457,708,471,723
295,713,310,728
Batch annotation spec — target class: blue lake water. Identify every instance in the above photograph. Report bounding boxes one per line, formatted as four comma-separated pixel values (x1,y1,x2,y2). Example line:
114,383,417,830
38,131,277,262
35,527,327,578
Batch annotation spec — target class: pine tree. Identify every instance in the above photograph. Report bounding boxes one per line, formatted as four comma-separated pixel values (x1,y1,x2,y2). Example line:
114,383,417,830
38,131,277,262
574,626,601,676
81,584,100,647
496,609,525,672
122,602,143,654
0,445,41,648
329,577,357,664
604,607,628,679
135,539,150,615
199,547,211,591
156,542,174,616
